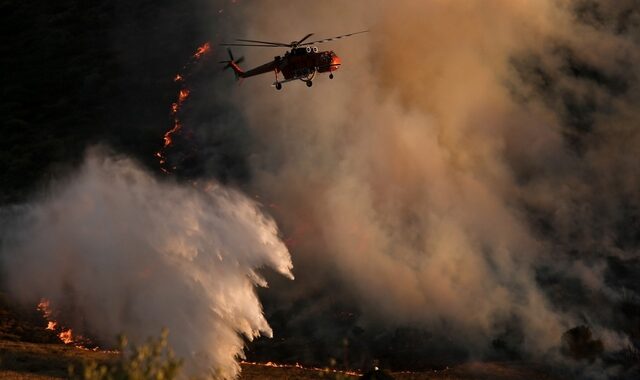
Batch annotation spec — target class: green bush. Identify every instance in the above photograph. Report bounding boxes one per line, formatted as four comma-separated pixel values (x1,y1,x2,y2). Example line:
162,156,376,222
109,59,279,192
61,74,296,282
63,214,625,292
69,329,183,380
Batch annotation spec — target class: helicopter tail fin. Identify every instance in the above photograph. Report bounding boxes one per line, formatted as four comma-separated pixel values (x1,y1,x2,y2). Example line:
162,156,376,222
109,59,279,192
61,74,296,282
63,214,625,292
219,48,245,80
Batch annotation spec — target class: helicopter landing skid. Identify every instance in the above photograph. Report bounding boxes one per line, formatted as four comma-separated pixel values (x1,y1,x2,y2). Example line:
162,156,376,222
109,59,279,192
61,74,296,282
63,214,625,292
271,77,297,89
272,71,317,90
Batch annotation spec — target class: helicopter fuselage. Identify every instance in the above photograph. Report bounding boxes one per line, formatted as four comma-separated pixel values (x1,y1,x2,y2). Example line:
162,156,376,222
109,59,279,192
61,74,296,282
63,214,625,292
277,47,341,79
221,30,366,89
228,47,341,87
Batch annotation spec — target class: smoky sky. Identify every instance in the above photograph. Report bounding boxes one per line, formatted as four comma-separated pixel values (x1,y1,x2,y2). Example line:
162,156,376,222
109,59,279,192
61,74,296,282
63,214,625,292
215,0,640,378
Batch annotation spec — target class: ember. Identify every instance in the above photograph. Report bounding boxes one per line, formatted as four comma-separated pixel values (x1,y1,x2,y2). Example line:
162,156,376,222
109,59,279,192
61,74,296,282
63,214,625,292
193,42,211,59
241,360,361,377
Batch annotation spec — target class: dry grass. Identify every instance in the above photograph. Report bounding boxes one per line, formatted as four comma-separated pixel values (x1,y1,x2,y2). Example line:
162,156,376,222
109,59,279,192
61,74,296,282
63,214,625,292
0,339,115,379
239,363,358,379
0,339,563,380
238,361,562,380
0,293,561,380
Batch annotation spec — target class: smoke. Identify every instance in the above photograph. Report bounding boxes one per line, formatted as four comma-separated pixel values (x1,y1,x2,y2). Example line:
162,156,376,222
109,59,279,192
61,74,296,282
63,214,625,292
206,0,640,375
1,149,293,378
2,0,640,378
233,0,565,354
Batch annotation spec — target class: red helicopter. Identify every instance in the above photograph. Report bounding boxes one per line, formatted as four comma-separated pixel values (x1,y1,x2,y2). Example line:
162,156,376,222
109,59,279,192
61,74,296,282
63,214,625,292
219,30,368,90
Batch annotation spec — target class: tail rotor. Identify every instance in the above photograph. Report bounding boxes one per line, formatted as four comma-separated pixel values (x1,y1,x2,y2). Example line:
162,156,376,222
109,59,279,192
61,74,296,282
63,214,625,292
219,48,245,79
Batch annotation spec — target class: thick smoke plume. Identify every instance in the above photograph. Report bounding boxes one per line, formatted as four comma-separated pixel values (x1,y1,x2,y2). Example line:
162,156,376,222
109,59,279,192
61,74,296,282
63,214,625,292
2,149,293,378
209,0,640,376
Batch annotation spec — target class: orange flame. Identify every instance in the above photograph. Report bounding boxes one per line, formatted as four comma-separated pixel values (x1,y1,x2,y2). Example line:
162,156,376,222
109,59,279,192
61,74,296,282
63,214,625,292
193,42,211,59
163,122,182,147
37,299,53,319
178,89,190,103
37,298,87,347
241,361,361,377
59,329,74,344
155,42,212,173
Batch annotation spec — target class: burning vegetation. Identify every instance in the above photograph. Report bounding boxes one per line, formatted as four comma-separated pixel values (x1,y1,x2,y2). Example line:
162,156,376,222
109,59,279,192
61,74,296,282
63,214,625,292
241,360,361,377
155,42,212,174
37,299,73,345
36,299,100,350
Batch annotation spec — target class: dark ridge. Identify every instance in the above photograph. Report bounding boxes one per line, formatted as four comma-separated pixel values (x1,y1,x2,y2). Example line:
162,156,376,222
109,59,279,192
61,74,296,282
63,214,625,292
0,1,118,203
0,0,246,204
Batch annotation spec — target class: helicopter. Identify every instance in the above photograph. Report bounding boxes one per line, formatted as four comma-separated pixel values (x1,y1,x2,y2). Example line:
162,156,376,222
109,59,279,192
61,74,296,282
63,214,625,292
219,30,368,90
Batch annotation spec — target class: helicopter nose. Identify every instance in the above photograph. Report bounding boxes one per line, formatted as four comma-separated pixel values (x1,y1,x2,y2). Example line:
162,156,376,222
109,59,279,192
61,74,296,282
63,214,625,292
330,54,341,71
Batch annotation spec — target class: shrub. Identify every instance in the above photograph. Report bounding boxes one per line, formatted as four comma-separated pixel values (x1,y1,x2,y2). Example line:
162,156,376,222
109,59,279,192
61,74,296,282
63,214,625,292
560,325,604,362
69,329,183,380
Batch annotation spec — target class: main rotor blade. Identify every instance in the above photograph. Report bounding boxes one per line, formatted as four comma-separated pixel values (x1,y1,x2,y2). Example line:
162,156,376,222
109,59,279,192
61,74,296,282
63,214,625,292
300,30,369,46
227,48,234,61
294,33,314,46
235,38,289,46
220,43,285,48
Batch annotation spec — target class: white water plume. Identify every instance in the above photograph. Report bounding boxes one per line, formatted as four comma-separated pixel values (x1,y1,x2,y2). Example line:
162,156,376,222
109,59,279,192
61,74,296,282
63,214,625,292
1,149,293,378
